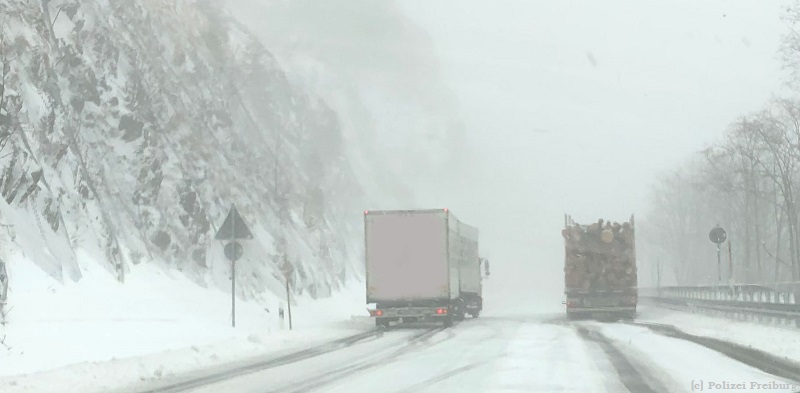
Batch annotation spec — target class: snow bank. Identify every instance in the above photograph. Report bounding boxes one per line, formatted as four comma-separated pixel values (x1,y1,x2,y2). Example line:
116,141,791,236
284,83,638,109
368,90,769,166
592,321,799,393
0,319,371,393
0,248,370,392
2,254,261,376
637,305,800,365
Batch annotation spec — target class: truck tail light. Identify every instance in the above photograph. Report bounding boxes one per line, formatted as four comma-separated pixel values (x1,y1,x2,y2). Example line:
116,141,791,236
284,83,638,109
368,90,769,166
436,308,447,315
369,309,383,317
564,299,578,308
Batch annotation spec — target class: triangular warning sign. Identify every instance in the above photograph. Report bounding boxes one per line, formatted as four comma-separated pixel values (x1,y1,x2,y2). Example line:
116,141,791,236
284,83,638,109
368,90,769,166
215,205,253,240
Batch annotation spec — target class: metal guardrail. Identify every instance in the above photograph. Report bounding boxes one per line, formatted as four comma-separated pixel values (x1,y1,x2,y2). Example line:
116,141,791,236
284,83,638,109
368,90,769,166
639,284,800,322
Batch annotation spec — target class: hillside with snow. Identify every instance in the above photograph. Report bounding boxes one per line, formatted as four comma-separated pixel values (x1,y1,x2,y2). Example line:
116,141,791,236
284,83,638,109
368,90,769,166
0,0,388,375
0,0,477,384
0,0,369,304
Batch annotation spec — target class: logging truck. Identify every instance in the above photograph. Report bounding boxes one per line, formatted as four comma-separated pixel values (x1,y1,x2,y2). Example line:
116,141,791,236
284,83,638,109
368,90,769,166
365,209,482,327
562,215,637,320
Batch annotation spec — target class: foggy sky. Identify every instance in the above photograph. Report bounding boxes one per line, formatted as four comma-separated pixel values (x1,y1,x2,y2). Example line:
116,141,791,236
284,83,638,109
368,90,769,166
398,0,788,217
226,0,790,310
393,0,790,307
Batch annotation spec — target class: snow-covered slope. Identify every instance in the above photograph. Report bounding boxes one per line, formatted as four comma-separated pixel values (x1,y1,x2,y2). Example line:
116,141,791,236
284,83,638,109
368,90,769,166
0,0,477,380
0,0,366,303
1,248,367,378
0,0,384,373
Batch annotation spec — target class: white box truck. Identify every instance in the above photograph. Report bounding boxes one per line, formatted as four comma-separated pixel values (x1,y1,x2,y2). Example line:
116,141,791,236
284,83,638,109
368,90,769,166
365,209,481,327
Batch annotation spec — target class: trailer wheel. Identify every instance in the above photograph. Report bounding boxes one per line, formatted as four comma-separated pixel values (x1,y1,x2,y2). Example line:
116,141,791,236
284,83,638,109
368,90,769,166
622,310,636,320
471,311,480,318
566,312,578,321
443,316,454,328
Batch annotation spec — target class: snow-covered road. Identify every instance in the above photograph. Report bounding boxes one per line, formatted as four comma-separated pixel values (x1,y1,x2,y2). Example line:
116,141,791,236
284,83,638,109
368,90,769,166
142,314,800,393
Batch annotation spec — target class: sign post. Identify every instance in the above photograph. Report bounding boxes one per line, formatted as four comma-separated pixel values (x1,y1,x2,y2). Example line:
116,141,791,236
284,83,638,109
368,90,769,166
285,277,292,330
728,240,733,284
215,205,253,328
709,225,727,284
280,261,295,330
656,257,662,288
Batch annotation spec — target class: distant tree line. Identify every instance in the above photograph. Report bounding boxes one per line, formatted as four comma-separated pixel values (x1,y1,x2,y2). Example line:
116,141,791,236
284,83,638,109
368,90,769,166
644,5,800,285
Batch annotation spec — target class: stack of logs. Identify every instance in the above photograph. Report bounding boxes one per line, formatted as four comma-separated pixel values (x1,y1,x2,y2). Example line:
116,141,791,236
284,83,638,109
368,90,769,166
562,219,636,290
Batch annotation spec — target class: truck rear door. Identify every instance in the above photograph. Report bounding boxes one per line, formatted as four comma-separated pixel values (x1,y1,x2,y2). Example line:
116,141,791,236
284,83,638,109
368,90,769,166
365,210,449,303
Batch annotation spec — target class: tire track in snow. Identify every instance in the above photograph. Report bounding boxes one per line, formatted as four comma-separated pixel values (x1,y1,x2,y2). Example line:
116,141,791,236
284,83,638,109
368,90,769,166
129,329,386,393
382,319,514,393
488,322,613,392
577,326,668,393
389,360,491,393
264,327,451,393
630,321,800,385
273,319,508,393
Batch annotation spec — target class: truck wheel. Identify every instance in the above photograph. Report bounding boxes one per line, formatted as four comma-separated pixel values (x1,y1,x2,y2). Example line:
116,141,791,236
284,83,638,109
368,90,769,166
443,316,454,328
566,312,578,321
471,311,480,318
376,319,389,328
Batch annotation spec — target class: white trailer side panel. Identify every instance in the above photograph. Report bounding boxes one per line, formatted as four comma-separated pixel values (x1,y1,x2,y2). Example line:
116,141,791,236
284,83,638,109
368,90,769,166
457,220,481,295
365,211,450,302
447,220,461,299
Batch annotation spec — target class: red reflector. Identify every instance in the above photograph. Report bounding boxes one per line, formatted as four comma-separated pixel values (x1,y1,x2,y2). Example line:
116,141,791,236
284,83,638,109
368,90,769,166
436,308,447,315
376,310,383,316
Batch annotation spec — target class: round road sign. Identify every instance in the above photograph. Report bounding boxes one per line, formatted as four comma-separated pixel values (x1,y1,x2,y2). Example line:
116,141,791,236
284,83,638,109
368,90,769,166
709,226,727,244
281,262,295,279
224,241,244,262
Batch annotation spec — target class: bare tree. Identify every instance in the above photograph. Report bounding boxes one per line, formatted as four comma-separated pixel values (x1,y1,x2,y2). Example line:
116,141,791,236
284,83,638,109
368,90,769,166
647,99,800,285
749,100,800,280
782,3,800,88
